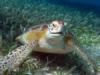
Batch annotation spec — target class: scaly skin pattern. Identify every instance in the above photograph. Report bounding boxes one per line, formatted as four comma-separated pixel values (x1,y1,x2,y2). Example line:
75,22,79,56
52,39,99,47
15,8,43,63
0,41,37,75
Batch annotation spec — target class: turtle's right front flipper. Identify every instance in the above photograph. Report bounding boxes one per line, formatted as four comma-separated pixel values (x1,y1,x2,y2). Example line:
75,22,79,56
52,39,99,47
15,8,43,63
0,40,37,75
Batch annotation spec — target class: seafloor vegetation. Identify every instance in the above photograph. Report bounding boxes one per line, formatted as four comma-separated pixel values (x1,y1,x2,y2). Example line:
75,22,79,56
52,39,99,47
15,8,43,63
0,0,100,75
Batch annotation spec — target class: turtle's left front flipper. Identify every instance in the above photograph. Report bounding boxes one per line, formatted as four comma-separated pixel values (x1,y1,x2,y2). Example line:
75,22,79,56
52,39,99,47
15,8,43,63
64,32,97,75
0,40,37,75
73,45,97,75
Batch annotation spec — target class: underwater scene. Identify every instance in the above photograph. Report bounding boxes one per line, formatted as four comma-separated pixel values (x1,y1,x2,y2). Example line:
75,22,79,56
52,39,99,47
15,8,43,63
0,0,100,75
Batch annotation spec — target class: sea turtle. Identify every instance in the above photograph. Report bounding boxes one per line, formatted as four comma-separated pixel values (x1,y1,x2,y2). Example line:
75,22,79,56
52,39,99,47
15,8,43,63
16,20,97,75
0,20,98,75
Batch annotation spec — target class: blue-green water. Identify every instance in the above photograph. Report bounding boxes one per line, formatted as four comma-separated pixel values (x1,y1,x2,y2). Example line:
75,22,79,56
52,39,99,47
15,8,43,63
0,0,100,74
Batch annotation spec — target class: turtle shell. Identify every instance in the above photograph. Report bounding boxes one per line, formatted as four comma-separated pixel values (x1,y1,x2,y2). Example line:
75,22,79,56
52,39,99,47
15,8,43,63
16,23,48,44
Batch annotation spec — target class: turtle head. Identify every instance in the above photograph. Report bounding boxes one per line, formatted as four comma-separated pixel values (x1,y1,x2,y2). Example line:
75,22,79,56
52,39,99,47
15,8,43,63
48,20,66,34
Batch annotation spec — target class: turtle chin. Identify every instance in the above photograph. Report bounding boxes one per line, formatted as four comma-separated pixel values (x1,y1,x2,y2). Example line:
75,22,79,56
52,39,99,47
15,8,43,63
49,28,63,34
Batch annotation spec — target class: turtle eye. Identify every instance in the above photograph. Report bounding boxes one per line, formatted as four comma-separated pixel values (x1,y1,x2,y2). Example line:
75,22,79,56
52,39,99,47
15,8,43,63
52,24,56,28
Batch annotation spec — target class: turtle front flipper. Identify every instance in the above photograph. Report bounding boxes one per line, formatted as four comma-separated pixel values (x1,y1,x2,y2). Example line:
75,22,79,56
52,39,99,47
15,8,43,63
0,40,37,75
65,32,97,75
